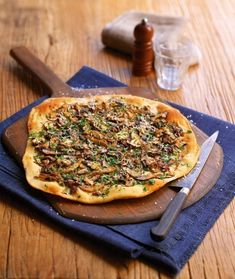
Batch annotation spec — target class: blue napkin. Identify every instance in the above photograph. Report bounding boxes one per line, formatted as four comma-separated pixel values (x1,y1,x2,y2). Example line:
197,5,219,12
0,66,234,275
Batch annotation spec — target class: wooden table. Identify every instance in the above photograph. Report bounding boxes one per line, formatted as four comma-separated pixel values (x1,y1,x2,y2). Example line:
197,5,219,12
0,0,234,278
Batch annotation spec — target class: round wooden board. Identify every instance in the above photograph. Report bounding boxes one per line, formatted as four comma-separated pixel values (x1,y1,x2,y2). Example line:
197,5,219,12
2,86,224,224
46,90,224,224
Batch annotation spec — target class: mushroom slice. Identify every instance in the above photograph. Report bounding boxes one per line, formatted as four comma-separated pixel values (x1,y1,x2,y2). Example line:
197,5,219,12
86,161,101,170
84,177,94,186
87,136,108,147
77,168,89,174
63,160,83,173
128,131,142,147
41,149,58,155
124,168,143,178
37,172,61,181
92,167,116,175
124,167,160,181
135,172,161,181
88,130,103,139
79,183,105,193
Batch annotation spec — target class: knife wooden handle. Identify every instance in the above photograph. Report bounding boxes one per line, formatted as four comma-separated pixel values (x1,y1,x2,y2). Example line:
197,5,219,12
150,187,190,241
10,46,73,97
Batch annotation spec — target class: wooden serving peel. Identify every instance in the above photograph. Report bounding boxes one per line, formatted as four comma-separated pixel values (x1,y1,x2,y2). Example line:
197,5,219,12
2,46,224,224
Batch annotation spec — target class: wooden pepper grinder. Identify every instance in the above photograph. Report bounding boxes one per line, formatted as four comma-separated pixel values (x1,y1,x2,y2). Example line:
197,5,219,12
132,18,154,76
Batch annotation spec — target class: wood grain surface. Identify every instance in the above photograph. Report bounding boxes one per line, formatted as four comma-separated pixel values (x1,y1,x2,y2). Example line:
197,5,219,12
0,0,234,278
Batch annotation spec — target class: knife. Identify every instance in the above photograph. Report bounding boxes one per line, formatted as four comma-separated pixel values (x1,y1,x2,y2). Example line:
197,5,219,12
150,131,219,241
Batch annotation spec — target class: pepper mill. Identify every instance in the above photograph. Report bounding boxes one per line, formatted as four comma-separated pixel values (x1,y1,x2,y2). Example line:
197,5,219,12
132,18,154,76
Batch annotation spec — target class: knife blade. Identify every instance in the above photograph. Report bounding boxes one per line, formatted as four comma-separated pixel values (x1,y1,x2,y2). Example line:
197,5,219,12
150,131,219,241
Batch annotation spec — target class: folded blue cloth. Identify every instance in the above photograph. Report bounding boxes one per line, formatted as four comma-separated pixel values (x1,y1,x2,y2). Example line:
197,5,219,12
0,66,234,275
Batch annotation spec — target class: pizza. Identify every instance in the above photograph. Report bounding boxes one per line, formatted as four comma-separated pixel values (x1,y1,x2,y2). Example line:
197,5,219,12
23,95,200,204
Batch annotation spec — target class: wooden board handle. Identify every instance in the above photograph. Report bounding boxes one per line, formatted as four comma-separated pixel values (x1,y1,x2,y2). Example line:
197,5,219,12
10,46,73,97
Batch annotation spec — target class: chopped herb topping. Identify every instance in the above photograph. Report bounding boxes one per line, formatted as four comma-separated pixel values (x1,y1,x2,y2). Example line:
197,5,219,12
30,98,187,196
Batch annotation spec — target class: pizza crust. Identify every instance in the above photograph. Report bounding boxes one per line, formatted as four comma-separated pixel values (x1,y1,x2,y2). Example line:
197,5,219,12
23,95,200,204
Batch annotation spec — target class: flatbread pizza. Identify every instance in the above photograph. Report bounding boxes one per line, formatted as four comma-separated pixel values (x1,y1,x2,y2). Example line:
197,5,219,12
23,95,200,204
